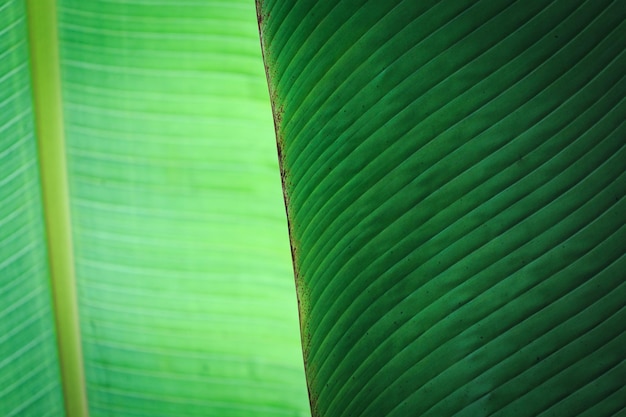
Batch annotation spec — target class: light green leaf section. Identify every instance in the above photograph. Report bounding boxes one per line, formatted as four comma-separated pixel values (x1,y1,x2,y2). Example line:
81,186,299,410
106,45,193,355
0,0,66,416
258,1,626,416
57,1,309,416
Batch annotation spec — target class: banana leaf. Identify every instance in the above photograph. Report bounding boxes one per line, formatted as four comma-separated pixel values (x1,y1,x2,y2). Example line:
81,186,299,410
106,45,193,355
257,0,626,416
0,1,65,415
1,0,309,416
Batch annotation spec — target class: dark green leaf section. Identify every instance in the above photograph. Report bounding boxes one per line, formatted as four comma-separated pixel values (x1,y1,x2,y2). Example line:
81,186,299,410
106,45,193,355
58,1,309,416
0,1,65,416
258,1,626,416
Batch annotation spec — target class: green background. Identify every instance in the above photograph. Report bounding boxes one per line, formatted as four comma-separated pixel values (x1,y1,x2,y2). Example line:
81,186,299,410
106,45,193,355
1,0,309,416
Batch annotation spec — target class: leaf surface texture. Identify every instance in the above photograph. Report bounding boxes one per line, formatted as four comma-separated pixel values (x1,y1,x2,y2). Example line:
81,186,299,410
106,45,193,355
258,1,626,416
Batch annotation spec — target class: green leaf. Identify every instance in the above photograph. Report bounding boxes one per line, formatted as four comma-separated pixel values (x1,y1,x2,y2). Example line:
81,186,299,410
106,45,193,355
0,0,65,415
258,1,626,416
2,0,310,416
